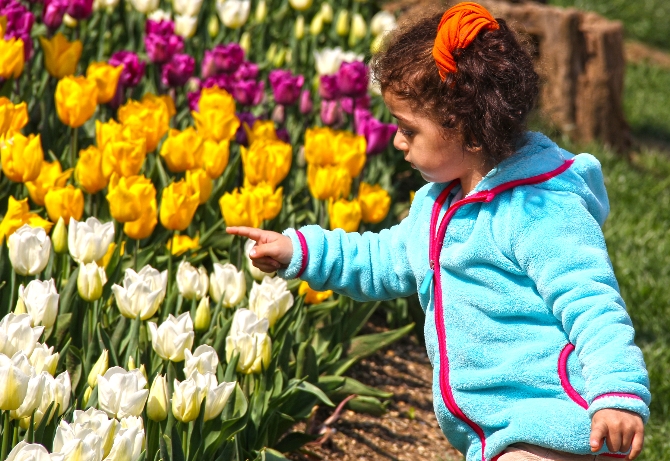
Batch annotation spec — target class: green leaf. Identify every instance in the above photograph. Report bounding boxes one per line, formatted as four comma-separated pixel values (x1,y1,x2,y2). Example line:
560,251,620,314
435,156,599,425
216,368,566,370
203,384,249,458
318,376,393,400
188,396,206,461
97,323,119,368
295,343,318,384
340,301,380,341
295,381,334,407
170,425,186,461
346,396,388,417
272,432,319,454
33,401,55,444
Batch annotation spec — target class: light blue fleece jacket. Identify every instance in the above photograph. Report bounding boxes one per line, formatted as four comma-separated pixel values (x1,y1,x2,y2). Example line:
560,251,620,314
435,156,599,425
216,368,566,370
279,132,650,461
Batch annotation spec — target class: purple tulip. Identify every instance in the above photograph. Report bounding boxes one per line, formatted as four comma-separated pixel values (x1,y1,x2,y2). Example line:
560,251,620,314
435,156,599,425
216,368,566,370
234,61,259,81
202,43,245,78
108,84,126,110
319,75,340,101
2,3,33,36
299,90,313,115
320,100,342,127
232,79,264,106
340,94,371,114
276,128,290,144
146,19,175,36
187,91,201,112
269,69,304,106
145,33,184,64
161,54,195,88
337,61,369,98
355,109,397,156
109,51,146,87
42,0,68,30
202,75,234,93
66,0,93,20
235,112,257,146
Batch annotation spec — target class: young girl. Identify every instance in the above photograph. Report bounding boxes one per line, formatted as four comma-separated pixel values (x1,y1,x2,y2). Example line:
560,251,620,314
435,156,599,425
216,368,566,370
228,3,650,460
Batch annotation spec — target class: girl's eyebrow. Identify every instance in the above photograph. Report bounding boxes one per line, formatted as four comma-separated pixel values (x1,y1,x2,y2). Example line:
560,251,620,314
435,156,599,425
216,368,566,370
390,112,411,124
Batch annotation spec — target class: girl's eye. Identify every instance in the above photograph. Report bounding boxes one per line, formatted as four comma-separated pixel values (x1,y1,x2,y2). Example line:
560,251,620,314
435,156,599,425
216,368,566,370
399,127,414,138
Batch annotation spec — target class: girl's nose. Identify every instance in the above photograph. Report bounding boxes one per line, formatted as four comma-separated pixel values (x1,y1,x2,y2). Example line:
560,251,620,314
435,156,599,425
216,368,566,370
393,130,408,152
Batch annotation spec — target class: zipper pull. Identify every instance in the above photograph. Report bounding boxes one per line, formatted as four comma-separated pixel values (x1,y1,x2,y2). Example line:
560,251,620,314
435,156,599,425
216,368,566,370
419,261,435,296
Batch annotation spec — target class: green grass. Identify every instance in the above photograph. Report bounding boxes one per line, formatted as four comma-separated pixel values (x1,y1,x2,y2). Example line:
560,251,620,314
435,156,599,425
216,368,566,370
547,0,670,52
624,62,670,143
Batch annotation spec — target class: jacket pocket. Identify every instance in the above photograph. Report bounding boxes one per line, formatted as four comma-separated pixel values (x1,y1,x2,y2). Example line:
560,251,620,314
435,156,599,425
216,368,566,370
558,343,588,409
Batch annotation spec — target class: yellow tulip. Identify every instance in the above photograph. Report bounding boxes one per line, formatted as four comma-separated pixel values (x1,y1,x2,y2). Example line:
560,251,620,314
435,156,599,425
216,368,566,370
0,36,24,79
298,281,333,304
241,139,292,188
148,94,176,119
101,136,147,179
159,128,204,173
0,196,53,244
44,185,84,225
192,87,239,142
95,119,123,152
409,191,415,204
55,76,99,128
304,127,336,166
159,180,199,231
202,139,230,179
106,174,155,223
0,98,28,136
335,130,366,177
97,241,125,268
358,183,391,224
329,198,361,233
248,183,283,221
197,86,237,114
86,62,123,104
0,16,5,35
167,234,200,256
1,132,43,183
185,169,213,204
75,145,107,193
124,195,157,240
118,98,169,152
25,160,73,206
39,33,83,79
243,120,278,145
307,164,351,200
219,188,263,228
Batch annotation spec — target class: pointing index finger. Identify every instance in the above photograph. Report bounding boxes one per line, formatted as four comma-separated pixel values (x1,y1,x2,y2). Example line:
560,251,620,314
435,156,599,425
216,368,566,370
226,226,263,241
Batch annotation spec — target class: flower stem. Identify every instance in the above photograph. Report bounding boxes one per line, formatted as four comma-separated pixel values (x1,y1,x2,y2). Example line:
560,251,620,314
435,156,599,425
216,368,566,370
70,127,78,169
1,411,11,460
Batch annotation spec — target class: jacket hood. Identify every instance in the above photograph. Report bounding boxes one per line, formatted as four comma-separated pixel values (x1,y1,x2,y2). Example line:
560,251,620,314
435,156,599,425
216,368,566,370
471,131,610,226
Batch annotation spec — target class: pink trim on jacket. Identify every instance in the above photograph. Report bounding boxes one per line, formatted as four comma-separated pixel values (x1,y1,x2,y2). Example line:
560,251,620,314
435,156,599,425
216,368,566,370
558,344,589,409
429,159,574,461
296,230,309,278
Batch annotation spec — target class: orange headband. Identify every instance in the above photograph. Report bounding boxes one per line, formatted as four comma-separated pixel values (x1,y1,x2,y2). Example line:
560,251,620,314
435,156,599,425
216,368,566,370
432,2,499,80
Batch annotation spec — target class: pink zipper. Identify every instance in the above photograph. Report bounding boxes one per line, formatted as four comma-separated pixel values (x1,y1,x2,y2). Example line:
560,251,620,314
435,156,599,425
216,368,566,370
428,159,574,461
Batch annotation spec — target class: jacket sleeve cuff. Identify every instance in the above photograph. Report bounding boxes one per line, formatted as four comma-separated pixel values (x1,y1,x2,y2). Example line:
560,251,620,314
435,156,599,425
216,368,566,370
588,393,650,424
277,228,308,280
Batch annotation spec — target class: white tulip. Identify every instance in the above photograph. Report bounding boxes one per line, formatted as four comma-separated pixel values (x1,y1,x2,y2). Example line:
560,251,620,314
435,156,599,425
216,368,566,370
288,0,312,11
0,313,44,357
112,266,167,320
97,367,149,419
77,262,107,302
11,370,48,420
93,0,120,10
176,261,208,300
350,13,367,44
17,279,59,328
8,225,51,276
51,423,104,461
248,276,294,328
225,309,272,374
313,47,364,76
29,371,70,426
209,263,246,308
29,343,59,375
184,345,219,377
173,0,203,17
148,313,194,362
70,408,119,458
320,3,333,23
370,10,396,36
200,373,236,421
147,9,171,21
254,0,267,22
0,353,31,410
6,442,51,461
146,375,168,422
171,373,205,423
175,14,198,38
103,423,144,461
87,350,109,388
216,0,250,29
68,218,115,264
245,239,274,281
129,0,159,13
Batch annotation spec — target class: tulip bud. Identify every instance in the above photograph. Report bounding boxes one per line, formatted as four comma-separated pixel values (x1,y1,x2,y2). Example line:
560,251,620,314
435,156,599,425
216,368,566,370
266,43,276,63
288,0,312,11
52,217,68,254
310,12,324,35
127,356,136,371
239,32,251,55
63,13,77,27
77,262,107,302
336,10,350,37
8,225,51,277
254,0,267,22
14,298,26,315
295,15,305,40
299,90,313,115
320,3,333,23
272,47,286,68
208,16,219,37
194,297,211,332
147,374,168,421
87,350,109,388
371,34,384,54
271,105,285,125
82,385,93,406
349,13,367,47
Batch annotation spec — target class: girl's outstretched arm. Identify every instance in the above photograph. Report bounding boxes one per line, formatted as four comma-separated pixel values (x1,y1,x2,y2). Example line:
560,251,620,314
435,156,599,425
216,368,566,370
226,227,293,273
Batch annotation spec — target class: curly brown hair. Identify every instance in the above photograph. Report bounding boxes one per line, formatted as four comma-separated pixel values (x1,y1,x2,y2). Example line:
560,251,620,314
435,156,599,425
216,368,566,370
371,11,539,167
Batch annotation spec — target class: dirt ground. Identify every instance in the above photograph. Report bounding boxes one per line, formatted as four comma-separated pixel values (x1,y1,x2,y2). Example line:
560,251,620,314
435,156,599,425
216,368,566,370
288,331,462,461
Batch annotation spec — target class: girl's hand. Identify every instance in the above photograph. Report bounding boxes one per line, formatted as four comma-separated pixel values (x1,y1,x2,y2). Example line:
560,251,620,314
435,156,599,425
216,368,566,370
226,227,293,273
591,408,644,459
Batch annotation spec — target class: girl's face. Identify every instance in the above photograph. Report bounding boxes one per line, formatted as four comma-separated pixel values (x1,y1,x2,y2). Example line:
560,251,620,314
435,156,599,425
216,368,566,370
383,91,485,185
